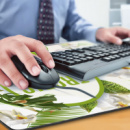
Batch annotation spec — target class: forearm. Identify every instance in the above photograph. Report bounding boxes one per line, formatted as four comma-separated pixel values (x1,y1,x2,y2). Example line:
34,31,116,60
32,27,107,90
62,0,99,43
68,22,99,43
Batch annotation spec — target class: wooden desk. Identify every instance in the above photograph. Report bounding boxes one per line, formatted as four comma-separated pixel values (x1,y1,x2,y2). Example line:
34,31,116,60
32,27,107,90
1,108,129,130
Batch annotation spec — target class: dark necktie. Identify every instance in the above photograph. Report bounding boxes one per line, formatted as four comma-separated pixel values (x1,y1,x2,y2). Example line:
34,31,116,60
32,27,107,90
37,0,54,44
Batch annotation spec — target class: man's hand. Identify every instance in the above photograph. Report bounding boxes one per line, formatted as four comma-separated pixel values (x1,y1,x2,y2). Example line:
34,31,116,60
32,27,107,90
96,27,130,45
0,35,55,89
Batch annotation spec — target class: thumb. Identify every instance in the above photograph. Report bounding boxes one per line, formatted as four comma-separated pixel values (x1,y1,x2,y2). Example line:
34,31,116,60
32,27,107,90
106,34,122,45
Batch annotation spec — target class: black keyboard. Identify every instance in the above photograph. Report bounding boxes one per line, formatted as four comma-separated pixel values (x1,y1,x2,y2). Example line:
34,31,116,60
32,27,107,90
51,42,130,81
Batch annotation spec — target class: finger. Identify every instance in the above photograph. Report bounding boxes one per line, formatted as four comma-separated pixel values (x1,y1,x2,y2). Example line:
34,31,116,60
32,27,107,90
106,33,122,45
12,42,41,76
116,27,130,38
0,69,12,87
16,35,55,68
0,54,29,90
27,40,55,68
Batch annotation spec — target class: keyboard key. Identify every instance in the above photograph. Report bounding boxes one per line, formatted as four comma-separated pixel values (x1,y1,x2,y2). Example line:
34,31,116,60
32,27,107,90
101,57,112,62
125,52,130,56
71,49,85,53
63,60,76,65
53,57,66,62
74,59,82,64
78,54,86,58
98,54,106,57
72,52,79,56
97,51,103,54
73,56,80,59
76,49,85,53
52,53,60,57
65,52,72,54
55,52,64,55
119,53,126,57
87,57,94,61
109,51,119,55
60,52,66,55
66,54,73,57
103,53,110,56
91,52,98,55
84,53,93,56
108,56,116,60
59,55,66,59
65,50,73,54
66,57,74,60
80,58,88,62
113,55,120,59
93,55,101,59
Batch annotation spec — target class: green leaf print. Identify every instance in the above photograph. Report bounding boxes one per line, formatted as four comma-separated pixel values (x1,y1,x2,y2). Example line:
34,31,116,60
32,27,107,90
101,80,130,94
80,100,98,112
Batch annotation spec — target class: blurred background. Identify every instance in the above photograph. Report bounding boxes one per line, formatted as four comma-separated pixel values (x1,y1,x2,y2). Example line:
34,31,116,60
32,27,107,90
76,0,130,28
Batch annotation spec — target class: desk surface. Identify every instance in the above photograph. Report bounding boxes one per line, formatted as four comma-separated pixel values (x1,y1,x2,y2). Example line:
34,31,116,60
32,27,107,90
1,108,130,130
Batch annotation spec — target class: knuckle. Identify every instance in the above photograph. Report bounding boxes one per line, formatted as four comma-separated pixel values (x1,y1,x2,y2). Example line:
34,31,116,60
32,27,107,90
32,39,37,45
24,56,35,64
0,37,11,43
38,41,44,46
14,41,25,50
16,35,23,38
16,41,24,46
31,40,46,52
10,71,20,80
35,40,44,47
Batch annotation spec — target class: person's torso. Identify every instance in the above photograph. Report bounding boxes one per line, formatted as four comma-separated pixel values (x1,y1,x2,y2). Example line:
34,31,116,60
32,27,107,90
0,0,70,43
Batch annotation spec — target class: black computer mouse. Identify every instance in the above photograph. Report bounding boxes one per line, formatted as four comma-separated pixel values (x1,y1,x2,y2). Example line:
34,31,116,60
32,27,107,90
11,56,60,89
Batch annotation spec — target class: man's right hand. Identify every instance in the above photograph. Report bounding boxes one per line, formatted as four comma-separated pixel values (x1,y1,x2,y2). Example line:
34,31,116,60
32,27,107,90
0,35,55,90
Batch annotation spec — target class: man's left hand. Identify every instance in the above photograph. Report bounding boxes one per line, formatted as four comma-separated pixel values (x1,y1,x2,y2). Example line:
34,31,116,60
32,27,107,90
96,27,130,45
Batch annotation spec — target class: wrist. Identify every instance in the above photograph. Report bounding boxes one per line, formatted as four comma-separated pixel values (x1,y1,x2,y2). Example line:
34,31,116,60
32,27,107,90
96,28,106,42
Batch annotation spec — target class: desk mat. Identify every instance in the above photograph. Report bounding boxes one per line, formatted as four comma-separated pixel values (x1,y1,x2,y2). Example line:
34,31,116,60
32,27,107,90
0,41,130,130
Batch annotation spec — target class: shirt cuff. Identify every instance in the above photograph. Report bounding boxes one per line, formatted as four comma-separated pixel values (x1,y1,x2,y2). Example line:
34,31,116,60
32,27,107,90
83,26,102,43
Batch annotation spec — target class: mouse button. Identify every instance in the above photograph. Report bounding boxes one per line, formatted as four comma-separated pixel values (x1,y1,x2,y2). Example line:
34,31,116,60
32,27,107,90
49,69,60,83
40,64,48,73
34,56,43,65
38,70,54,84
11,56,24,71
34,56,49,73
22,67,53,84
21,67,31,79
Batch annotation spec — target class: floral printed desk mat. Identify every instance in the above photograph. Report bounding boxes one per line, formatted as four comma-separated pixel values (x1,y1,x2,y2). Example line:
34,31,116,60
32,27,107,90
0,41,130,130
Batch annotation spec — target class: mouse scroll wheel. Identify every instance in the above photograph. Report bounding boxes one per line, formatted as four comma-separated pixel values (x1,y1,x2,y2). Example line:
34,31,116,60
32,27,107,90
40,65,48,73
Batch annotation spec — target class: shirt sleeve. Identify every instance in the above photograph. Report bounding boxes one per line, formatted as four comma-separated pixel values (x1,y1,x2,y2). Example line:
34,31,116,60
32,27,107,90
62,0,99,43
